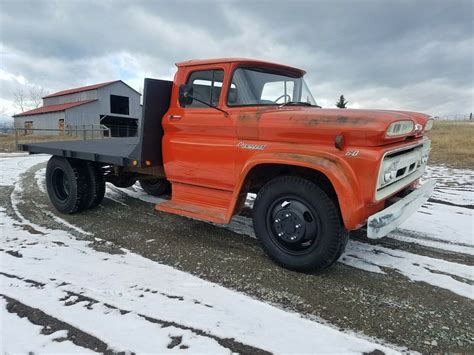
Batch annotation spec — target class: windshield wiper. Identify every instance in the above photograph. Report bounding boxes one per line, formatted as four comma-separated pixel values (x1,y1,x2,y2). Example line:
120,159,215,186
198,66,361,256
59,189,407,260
278,101,320,108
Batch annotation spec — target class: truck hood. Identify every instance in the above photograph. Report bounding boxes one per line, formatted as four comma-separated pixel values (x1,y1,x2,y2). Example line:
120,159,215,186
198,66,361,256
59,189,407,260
237,107,431,147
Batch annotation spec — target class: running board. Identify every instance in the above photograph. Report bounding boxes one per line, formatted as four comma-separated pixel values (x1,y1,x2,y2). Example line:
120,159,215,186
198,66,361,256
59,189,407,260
155,182,233,224
155,200,228,224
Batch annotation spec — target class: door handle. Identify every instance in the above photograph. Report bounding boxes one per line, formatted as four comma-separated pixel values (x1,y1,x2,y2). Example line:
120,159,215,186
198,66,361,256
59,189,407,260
167,115,182,121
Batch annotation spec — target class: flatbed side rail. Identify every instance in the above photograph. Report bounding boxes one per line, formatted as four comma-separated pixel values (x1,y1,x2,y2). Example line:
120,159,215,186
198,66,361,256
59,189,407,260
19,142,134,166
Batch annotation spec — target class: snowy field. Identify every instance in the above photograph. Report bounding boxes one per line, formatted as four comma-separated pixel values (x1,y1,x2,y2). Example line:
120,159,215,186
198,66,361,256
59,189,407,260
1,153,473,353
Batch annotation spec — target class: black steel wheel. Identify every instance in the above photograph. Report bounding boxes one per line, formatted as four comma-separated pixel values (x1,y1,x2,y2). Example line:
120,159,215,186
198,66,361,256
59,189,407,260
46,156,87,214
139,178,171,196
253,176,348,271
266,197,321,255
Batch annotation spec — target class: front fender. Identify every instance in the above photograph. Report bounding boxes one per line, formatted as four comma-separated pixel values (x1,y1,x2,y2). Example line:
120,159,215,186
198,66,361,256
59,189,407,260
232,152,366,230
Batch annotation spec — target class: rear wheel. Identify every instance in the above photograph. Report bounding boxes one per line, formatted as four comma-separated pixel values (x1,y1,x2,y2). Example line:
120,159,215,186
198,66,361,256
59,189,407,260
46,156,86,214
252,176,348,271
139,178,171,196
75,161,105,210
110,176,136,188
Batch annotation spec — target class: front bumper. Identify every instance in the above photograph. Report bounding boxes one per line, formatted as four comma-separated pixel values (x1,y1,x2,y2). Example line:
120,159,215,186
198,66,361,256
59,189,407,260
367,179,435,239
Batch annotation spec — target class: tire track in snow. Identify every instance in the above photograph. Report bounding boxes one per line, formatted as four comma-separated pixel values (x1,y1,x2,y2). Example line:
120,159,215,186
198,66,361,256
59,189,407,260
1,275,269,354
1,294,110,354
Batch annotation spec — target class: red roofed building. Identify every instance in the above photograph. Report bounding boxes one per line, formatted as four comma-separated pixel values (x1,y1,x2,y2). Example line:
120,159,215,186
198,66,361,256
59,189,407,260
13,80,141,137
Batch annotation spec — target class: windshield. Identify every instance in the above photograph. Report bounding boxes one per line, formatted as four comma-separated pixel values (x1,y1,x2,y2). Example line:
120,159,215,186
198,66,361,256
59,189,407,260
227,67,318,106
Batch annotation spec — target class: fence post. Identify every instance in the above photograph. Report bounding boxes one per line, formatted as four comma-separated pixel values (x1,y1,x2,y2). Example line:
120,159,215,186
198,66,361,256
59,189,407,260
15,128,19,148
470,112,472,121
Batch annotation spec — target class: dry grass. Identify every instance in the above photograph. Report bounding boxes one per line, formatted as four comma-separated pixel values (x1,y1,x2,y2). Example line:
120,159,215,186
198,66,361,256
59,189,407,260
426,121,474,169
0,133,81,153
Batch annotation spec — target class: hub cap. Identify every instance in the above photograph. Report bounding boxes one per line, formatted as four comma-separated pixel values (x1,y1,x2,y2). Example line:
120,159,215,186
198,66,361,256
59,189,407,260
266,197,320,255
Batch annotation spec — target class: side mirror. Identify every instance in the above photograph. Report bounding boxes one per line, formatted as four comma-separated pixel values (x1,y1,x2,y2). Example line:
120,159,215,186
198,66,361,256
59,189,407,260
179,84,194,106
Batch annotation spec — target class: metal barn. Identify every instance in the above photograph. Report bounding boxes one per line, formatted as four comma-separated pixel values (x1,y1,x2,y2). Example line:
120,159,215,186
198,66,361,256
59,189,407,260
13,81,142,137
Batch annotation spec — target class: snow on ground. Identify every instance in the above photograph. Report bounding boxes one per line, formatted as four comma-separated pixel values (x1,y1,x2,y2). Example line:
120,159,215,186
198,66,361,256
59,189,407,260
0,298,95,354
341,241,473,299
34,167,46,193
398,201,472,247
397,166,474,247
1,153,473,352
423,165,474,207
1,153,399,354
0,208,396,354
222,214,474,299
0,153,49,186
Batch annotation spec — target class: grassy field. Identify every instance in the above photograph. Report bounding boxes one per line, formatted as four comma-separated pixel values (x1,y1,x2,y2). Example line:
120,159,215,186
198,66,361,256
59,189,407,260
1,121,472,169
427,121,473,169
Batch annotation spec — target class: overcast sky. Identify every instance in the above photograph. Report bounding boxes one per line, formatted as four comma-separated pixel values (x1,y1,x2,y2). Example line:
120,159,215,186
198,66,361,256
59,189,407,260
1,0,473,119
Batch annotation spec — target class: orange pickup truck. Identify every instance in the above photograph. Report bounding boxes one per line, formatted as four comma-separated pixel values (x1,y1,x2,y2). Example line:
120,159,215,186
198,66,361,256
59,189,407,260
20,58,435,271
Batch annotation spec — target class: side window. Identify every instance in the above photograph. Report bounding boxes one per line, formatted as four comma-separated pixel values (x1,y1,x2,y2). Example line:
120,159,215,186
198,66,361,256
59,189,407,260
184,70,224,107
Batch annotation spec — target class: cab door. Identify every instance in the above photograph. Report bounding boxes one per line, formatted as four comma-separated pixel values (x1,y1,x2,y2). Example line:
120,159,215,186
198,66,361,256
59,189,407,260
162,66,237,191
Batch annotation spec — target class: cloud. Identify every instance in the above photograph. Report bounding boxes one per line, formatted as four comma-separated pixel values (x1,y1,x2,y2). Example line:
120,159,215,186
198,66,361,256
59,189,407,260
0,0,472,117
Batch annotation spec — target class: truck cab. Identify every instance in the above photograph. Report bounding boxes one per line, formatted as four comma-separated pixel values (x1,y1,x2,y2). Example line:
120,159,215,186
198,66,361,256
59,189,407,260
21,58,435,272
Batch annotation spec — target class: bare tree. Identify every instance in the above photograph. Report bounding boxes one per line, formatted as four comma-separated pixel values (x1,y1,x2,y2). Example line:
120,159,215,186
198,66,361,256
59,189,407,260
29,87,45,108
13,89,27,112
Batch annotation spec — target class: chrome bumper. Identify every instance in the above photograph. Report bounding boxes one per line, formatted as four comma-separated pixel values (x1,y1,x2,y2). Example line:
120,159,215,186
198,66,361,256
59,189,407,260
367,180,435,239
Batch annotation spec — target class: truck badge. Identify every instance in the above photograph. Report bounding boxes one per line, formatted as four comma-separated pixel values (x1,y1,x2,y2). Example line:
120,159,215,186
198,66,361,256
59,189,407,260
345,150,359,157
238,142,266,151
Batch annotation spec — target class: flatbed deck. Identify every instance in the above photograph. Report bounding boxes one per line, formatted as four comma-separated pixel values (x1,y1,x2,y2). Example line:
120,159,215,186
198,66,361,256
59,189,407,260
19,137,140,166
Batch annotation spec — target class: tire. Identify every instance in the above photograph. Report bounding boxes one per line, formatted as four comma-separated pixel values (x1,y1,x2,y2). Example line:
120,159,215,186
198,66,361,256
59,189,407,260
252,176,348,272
86,162,106,208
139,178,171,196
110,176,136,188
73,161,105,210
46,156,87,214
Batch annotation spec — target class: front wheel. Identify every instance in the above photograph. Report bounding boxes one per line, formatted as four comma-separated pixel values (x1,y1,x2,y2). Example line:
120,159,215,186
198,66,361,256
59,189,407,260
252,176,348,271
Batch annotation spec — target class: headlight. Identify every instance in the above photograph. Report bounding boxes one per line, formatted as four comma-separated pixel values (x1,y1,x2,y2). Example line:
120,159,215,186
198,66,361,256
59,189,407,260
424,119,434,131
386,120,414,137
383,167,397,183
384,171,396,183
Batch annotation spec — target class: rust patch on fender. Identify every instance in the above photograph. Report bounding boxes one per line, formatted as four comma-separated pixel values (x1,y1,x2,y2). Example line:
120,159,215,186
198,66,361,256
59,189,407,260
278,153,341,170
